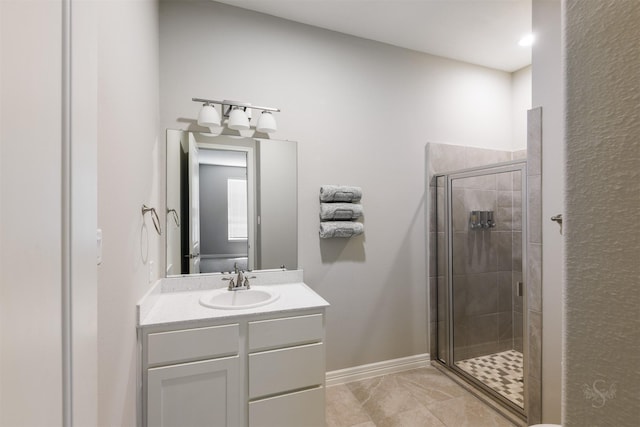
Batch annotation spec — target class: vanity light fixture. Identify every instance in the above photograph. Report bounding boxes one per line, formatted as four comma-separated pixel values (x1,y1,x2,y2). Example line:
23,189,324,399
256,111,277,133
192,98,280,134
197,103,222,132
228,106,250,131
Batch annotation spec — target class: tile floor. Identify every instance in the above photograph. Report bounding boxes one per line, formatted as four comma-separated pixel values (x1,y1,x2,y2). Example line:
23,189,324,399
325,366,518,427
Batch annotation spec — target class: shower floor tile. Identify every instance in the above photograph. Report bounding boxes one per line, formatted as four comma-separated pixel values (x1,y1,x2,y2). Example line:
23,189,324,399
455,350,524,407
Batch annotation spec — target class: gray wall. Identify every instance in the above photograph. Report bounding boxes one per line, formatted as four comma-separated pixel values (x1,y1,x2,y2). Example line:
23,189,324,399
512,66,532,150
564,1,640,425
96,1,160,426
2,1,64,423
160,0,517,371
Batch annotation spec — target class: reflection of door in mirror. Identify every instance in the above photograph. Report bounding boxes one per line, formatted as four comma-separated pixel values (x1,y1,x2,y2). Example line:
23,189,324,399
187,137,201,274
166,132,182,276
197,146,253,274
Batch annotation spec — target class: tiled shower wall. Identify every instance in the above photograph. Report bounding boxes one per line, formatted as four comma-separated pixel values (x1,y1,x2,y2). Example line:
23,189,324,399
525,108,543,424
442,161,524,361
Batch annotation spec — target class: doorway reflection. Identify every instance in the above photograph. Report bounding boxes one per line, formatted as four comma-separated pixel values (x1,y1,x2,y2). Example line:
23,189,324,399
198,149,249,273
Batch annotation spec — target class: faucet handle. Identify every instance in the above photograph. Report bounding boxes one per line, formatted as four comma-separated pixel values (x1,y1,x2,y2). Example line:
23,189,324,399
243,275,256,289
222,276,235,290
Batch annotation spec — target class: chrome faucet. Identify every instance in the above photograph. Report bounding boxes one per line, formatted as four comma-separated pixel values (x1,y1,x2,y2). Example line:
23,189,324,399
236,269,246,289
223,264,255,291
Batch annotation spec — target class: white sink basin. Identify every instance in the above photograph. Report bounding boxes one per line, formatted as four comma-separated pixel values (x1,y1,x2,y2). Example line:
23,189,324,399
199,286,279,310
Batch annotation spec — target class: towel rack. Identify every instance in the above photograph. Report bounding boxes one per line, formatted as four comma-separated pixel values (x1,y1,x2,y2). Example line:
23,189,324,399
319,185,364,238
142,204,162,235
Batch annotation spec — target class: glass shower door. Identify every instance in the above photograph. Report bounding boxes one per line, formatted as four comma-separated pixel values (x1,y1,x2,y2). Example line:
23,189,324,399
435,163,526,412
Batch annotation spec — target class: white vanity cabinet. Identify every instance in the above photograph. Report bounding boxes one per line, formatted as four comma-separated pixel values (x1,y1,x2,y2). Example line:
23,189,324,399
139,310,326,427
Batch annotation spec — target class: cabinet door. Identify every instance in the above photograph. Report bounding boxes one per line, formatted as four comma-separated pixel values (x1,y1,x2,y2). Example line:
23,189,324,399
147,356,239,427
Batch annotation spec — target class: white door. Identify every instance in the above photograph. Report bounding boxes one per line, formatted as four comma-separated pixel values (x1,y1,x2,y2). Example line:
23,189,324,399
147,356,240,427
1,1,98,425
188,135,201,274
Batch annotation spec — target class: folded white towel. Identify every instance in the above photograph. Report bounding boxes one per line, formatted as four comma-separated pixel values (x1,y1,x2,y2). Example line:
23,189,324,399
319,185,362,203
320,203,363,220
319,221,364,238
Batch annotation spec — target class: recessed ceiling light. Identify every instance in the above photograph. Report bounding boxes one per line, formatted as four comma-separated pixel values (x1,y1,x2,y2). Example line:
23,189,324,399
518,33,535,47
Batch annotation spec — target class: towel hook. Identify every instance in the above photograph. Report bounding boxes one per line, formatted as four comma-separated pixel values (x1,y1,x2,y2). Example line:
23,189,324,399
142,204,162,235
167,208,180,228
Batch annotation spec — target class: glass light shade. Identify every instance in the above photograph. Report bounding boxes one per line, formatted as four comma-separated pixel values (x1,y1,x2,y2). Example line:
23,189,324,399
256,111,277,133
228,107,250,131
197,104,221,129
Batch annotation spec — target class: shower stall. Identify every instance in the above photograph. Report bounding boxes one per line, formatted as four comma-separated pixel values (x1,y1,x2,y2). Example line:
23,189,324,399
432,160,527,418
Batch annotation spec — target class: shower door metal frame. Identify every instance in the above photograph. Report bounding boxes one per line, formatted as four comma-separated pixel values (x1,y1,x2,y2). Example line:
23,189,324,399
435,160,528,419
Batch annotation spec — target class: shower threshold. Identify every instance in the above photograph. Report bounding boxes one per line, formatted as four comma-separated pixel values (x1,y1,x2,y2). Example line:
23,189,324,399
455,349,524,407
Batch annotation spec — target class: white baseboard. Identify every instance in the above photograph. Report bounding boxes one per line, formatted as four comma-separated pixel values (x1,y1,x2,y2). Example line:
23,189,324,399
325,353,430,387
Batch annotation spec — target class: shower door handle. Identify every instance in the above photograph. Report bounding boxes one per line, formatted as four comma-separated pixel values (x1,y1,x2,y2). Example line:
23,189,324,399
516,282,524,297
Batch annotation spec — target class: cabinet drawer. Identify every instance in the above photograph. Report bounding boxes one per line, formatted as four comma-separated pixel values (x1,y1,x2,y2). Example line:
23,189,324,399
249,387,325,427
147,324,239,366
249,342,324,398
248,313,323,352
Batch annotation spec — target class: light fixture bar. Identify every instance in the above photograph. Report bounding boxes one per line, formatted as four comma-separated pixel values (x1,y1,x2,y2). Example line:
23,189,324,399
192,97,280,113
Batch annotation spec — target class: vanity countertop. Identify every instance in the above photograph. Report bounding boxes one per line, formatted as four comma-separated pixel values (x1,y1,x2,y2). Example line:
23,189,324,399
137,269,329,327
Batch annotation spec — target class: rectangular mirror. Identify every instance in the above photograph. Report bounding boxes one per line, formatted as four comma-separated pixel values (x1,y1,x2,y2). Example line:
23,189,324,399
165,129,297,276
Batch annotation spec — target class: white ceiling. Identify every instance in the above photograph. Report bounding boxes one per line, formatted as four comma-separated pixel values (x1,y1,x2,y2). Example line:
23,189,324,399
215,0,532,72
